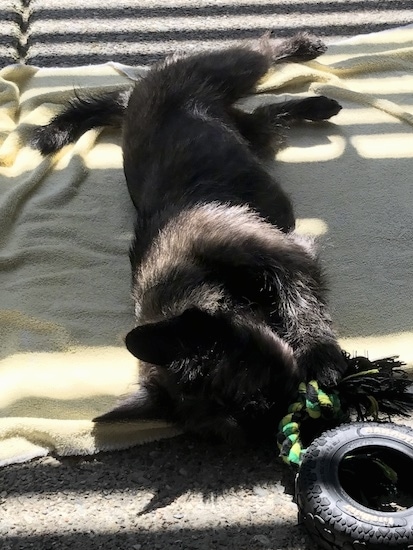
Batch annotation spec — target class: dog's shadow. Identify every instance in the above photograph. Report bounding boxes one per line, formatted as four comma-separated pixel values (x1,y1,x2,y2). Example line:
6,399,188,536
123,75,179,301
96,435,293,514
4,434,296,516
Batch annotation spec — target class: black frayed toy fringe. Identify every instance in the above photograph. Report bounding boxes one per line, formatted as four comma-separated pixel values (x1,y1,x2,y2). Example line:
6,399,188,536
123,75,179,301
337,353,413,421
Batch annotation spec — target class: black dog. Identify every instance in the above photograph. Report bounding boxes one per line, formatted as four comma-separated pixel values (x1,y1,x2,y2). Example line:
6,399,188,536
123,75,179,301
32,33,347,443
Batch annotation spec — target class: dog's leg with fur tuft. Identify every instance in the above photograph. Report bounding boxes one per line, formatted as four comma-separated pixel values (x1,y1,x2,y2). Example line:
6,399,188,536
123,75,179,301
31,89,131,155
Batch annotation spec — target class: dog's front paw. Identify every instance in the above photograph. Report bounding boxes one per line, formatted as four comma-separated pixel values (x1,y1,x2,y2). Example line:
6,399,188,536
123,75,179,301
297,341,348,388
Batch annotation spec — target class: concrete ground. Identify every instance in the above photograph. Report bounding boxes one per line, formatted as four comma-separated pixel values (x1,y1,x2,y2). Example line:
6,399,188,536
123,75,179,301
1,1,413,549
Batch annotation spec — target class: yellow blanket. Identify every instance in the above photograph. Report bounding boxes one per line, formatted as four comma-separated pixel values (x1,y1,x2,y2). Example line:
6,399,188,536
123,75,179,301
1,26,412,466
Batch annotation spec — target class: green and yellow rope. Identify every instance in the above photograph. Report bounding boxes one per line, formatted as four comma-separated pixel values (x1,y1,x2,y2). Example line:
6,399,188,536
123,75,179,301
277,380,344,466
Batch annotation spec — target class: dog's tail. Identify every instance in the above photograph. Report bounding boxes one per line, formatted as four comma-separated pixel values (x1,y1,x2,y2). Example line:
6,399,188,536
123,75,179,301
31,88,131,155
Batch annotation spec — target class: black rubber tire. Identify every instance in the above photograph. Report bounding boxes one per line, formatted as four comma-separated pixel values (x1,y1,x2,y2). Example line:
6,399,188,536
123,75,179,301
295,422,413,550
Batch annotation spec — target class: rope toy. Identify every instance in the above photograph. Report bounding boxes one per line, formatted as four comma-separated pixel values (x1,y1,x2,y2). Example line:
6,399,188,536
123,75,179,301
277,380,343,466
277,353,413,467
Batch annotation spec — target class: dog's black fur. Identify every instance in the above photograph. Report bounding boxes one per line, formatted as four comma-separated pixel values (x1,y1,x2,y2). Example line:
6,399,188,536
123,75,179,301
32,33,347,444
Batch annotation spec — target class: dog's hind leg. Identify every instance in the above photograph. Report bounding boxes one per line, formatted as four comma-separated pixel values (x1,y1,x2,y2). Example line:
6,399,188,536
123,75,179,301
154,48,271,108
254,31,327,64
258,96,342,123
151,33,327,109
31,88,131,155
230,96,341,158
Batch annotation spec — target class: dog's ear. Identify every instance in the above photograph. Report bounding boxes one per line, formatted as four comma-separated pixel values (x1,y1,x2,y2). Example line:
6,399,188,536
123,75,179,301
125,308,220,365
93,386,167,422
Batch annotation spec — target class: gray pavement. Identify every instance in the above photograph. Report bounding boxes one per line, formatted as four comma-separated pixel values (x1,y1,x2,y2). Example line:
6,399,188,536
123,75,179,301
1,2,413,549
